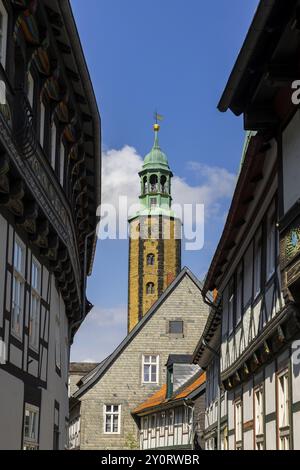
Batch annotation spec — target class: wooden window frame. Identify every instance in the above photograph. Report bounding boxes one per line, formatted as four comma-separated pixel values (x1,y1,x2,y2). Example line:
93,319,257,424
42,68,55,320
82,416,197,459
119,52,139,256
23,403,39,450
11,236,26,340
29,256,41,351
167,409,175,435
276,367,291,450
142,354,159,384
254,384,265,450
234,398,243,450
103,404,121,435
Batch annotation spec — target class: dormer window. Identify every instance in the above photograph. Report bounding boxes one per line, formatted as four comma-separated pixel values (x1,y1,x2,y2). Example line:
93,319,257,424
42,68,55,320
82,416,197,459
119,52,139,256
147,254,155,266
146,282,155,295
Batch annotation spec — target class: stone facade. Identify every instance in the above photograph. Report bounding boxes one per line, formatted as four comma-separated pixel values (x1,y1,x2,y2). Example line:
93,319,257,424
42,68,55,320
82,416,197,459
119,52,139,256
70,269,209,450
128,216,181,332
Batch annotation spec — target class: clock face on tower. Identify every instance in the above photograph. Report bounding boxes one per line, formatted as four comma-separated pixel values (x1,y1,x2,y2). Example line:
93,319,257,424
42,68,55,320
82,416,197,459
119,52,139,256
286,227,300,263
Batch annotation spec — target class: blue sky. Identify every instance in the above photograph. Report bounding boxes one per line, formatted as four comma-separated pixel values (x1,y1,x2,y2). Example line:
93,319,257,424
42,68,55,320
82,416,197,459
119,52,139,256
70,0,259,362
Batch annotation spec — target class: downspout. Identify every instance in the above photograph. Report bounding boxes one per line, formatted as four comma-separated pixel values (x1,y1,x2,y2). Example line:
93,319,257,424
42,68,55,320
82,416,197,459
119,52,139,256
202,338,221,451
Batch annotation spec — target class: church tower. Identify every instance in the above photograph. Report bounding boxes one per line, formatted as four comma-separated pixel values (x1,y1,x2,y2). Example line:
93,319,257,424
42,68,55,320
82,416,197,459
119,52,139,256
128,122,181,332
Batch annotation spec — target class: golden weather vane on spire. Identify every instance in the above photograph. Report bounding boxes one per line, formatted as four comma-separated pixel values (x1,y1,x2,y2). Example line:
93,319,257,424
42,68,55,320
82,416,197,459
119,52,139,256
153,110,164,131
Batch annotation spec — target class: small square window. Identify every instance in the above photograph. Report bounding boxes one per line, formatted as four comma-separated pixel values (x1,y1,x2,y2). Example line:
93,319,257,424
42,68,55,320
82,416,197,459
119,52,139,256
169,320,183,335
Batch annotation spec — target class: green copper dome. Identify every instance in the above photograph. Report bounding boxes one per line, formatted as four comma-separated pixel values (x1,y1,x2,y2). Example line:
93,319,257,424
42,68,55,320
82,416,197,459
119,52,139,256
142,129,170,171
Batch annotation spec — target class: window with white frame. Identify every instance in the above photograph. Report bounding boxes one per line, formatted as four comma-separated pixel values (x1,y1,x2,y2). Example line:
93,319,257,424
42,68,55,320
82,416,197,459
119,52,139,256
254,385,264,450
236,263,243,325
59,141,65,187
235,399,243,450
278,369,290,450
51,123,57,170
150,414,156,438
69,417,80,449
159,412,165,436
168,409,174,435
183,406,191,434
27,72,34,108
12,238,25,338
142,355,159,383
23,404,39,450
104,405,121,434
254,230,262,298
266,204,276,280
142,416,148,440
40,101,45,147
29,257,41,350
0,1,8,68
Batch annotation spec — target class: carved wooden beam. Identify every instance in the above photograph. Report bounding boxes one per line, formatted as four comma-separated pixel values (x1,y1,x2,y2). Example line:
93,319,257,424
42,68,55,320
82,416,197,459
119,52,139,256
30,219,49,248
66,67,80,83
16,201,39,234
56,40,71,55
1,179,25,216
0,154,9,194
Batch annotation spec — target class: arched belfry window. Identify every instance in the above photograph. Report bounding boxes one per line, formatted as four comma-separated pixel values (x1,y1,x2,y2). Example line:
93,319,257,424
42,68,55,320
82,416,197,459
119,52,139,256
143,176,148,194
146,282,155,295
150,174,158,193
161,175,167,194
147,254,155,266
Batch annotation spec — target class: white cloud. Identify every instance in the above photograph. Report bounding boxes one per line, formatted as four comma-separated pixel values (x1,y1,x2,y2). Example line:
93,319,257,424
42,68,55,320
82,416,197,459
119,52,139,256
70,305,128,363
101,145,236,221
88,305,126,328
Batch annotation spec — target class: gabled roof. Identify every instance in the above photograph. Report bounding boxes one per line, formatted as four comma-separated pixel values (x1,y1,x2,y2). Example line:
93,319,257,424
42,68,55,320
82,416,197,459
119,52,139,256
69,362,99,374
72,267,204,399
132,370,206,416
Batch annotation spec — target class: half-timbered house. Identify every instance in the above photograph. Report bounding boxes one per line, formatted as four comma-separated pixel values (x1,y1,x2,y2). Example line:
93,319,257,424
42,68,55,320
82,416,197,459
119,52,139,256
0,0,101,449
195,0,300,450
132,355,206,451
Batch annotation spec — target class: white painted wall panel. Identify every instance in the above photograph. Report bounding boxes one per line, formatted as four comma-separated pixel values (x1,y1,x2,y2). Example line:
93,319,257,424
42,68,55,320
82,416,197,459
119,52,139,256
10,344,22,369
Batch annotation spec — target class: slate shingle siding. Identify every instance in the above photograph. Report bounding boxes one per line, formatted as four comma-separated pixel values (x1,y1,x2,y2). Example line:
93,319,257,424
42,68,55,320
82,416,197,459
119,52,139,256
73,273,208,450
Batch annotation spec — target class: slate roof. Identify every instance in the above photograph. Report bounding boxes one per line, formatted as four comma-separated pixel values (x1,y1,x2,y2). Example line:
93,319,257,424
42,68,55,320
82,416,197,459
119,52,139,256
72,267,204,399
132,370,206,415
69,363,99,374
166,355,193,367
